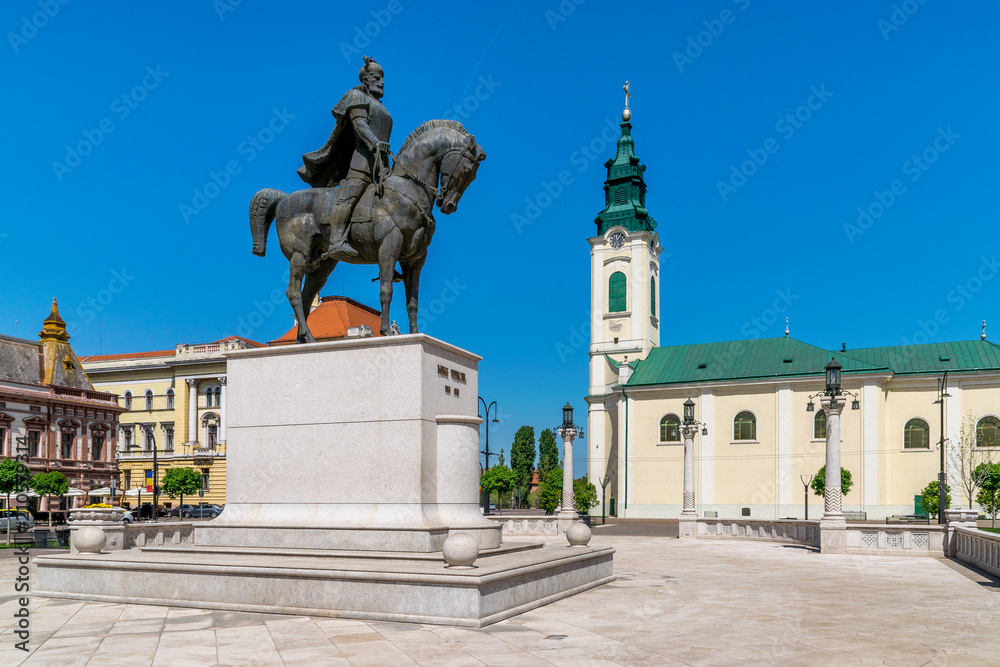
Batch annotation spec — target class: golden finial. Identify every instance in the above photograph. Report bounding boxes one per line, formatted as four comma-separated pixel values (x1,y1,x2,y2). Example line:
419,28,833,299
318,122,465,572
622,80,631,122
982,320,987,341
39,297,70,342
785,317,790,337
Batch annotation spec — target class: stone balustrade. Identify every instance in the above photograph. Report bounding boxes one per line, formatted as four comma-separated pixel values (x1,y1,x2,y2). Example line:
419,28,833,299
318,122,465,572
954,526,1000,577
485,515,560,536
844,524,944,556
697,518,821,547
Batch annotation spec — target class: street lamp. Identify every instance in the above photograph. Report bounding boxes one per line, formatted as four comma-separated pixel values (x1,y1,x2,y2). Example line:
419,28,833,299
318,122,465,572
933,372,951,525
800,474,815,520
598,476,611,525
478,397,499,516
555,403,584,522
134,423,159,523
679,398,708,537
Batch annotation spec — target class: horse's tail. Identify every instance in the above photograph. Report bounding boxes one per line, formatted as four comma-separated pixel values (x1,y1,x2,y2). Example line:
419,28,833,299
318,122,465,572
249,188,286,257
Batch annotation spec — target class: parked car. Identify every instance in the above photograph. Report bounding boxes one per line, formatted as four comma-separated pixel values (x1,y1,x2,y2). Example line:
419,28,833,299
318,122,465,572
0,509,34,532
185,503,223,519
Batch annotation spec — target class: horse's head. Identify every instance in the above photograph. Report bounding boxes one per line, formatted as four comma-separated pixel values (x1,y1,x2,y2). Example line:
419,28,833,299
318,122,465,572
437,134,486,215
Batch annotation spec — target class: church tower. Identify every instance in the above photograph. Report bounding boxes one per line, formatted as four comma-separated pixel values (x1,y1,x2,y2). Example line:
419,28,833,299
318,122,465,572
587,88,662,515
588,89,662,393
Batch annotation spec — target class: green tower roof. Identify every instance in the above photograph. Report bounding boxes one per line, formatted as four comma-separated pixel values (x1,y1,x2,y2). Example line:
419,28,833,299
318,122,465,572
595,118,657,236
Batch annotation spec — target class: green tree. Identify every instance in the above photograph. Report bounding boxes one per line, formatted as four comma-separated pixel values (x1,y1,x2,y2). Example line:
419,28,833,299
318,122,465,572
574,475,599,514
480,465,516,511
31,471,69,527
161,467,203,520
0,458,32,543
974,463,1000,527
539,468,562,515
810,466,854,498
919,480,952,517
538,428,560,479
510,426,536,509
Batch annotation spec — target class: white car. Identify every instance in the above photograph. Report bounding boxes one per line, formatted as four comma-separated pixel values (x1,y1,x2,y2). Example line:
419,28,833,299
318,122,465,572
0,510,33,532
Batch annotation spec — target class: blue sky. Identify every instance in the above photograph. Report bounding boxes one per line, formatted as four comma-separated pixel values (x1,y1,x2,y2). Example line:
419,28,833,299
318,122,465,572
2,1,998,475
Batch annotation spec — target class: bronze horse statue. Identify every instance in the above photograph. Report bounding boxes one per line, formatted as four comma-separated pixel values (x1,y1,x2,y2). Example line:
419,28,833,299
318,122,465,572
249,120,486,342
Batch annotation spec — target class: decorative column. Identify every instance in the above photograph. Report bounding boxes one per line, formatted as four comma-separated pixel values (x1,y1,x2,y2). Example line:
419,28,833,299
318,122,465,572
186,379,199,446
678,398,704,540
679,424,698,539
559,427,577,516
819,392,847,554
218,377,227,444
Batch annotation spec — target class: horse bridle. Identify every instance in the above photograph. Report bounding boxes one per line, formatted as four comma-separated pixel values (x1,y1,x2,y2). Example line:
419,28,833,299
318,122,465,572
390,134,479,208
436,137,479,207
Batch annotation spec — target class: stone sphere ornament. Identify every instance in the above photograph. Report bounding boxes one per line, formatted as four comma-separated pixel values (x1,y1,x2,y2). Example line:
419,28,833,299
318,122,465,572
73,526,108,554
443,532,479,569
566,521,592,547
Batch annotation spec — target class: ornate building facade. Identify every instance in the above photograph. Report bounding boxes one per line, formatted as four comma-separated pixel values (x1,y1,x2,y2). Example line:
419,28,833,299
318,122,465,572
0,300,125,511
586,109,1000,520
80,337,261,507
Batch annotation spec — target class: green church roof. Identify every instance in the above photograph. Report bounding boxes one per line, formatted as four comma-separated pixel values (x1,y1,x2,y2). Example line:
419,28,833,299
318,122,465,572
595,120,657,236
839,340,1000,375
625,337,1000,387
626,338,882,387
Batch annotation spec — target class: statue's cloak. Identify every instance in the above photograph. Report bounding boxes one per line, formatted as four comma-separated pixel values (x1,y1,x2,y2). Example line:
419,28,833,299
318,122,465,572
297,86,373,188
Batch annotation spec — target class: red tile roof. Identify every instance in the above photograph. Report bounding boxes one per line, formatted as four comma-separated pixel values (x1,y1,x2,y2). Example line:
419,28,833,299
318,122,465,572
269,296,382,346
79,349,174,362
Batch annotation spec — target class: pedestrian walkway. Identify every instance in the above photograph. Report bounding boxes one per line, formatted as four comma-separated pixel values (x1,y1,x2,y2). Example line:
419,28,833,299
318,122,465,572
2,535,997,665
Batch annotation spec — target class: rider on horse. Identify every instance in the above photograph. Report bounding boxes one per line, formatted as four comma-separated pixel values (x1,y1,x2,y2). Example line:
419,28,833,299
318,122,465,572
297,56,393,261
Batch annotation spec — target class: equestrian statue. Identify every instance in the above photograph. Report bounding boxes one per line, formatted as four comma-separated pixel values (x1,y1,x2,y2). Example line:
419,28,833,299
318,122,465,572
249,56,486,341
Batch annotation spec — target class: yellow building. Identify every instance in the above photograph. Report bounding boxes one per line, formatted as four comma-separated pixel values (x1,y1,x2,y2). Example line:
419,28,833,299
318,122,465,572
585,108,1000,520
80,337,264,507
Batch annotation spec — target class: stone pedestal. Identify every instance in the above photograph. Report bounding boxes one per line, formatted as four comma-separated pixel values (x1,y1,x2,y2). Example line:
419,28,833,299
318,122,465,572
819,519,847,554
197,335,500,552
37,335,614,626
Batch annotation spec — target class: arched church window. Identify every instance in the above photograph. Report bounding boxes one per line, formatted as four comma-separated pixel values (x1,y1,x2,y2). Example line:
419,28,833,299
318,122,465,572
904,418,929,449
977,416,1000,448
814,410,826,439
609,272,626,313
123,391,132,411
659,414,680,443
733,411,756,441
650,277,656,317
145,390,153,411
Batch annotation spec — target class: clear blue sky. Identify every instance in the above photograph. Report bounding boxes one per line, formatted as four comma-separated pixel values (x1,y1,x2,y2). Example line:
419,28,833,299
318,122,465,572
2,2,998,476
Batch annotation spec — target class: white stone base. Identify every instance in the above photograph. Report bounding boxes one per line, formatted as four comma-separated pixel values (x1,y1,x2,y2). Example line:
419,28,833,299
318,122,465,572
197,334,501,552
678,515,698,539
36,542,615,627
820,518,847,554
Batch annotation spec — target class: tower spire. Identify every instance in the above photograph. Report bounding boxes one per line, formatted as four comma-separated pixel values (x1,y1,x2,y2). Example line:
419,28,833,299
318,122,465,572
39,297,70,342
594,83,656,236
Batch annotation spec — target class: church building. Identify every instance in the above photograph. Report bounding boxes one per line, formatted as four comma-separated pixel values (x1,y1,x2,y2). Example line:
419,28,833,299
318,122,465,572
586,105,1000,520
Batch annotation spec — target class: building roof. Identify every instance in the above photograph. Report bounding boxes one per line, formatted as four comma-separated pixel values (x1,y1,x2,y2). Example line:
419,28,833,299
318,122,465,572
626,338,886,387
625,337,1000,388
0,299,97,391
840,340,1000,376
268,296,382,346
79,335,265,363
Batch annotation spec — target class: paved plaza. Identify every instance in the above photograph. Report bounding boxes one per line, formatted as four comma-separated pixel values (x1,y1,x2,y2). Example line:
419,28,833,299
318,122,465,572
2,533,998,666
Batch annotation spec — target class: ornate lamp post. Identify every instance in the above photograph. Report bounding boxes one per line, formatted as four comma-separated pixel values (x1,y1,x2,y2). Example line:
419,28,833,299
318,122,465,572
598,475,611,526
805,359,859,553
679,398,708,539
478,397,499,516
933,372,951,525
556,403,584,529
